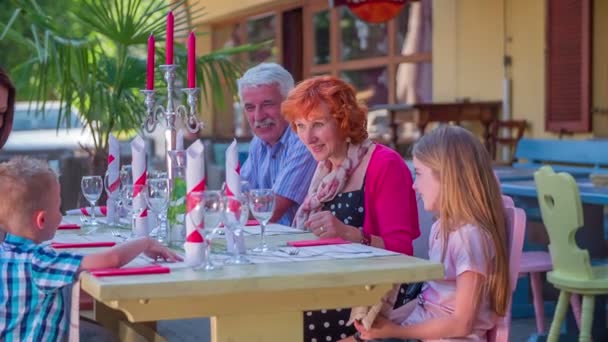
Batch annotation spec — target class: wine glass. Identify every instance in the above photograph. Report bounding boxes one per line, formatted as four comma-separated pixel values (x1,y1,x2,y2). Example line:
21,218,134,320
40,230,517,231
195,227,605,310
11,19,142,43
103,172,121,226
122,184,147,237
119,165,133,186
81,176,103,226
221,195,251,264
188,191,223,270
147,178,170,245
118,165,133,219
221,180,250,198
249,189,275,252
130,184,148,237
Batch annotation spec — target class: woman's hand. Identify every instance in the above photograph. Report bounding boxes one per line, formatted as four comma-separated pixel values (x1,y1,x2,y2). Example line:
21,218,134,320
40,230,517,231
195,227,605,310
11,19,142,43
304,211,347,238
144,239,183,262
354,316,401,340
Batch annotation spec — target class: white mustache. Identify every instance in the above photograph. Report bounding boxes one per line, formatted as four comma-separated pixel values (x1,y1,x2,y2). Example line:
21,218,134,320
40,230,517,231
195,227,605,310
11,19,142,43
254,118,275,128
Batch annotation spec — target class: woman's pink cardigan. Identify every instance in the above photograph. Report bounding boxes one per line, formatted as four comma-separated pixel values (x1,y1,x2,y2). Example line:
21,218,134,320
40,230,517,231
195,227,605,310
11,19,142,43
363,144,420,255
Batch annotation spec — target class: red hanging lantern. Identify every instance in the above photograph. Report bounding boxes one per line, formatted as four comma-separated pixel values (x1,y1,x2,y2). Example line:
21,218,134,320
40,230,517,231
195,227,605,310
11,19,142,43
331,0,408,24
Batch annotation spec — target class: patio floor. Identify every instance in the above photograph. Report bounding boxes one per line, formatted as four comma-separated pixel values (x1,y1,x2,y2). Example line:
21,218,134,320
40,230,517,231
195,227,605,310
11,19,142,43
155,316,546,341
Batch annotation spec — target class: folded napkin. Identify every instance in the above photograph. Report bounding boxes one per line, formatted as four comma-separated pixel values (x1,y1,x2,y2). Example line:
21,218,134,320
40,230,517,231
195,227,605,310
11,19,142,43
287,237,351,247
51,242,116,249
90,265,170,277
185,140,206,267
65,206,107,216
57,223,81,230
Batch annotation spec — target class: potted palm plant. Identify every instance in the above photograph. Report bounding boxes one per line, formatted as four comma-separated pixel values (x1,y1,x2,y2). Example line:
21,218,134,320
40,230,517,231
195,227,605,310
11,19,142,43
1,0,260,173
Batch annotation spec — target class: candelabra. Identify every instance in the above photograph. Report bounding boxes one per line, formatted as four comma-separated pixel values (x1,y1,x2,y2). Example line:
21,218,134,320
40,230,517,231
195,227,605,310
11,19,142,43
140,64,203,182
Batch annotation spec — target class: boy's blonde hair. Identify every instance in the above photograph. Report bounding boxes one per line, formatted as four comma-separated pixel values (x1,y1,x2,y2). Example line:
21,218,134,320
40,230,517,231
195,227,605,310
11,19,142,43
412,125,510,316
0,157,57,228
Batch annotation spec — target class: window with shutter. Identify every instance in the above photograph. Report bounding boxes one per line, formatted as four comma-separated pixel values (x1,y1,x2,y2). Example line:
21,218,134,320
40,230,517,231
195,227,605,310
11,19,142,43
545,0,591,133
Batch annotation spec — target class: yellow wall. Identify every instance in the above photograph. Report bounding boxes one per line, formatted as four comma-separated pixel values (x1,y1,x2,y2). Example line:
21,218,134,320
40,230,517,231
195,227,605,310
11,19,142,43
508,0,546,138
196,0,607,138
433,1,503,101
434,0,607,138
192,0,292,24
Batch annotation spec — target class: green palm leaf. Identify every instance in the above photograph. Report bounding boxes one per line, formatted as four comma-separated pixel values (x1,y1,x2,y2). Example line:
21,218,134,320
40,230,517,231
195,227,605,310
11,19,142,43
1,0,263,157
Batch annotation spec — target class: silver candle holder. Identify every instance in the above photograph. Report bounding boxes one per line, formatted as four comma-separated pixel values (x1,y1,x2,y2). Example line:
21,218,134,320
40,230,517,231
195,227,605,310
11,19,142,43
140,64,203,182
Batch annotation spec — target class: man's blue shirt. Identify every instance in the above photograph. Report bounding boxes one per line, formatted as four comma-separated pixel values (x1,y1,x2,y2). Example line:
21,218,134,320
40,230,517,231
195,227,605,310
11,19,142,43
241,128,317,225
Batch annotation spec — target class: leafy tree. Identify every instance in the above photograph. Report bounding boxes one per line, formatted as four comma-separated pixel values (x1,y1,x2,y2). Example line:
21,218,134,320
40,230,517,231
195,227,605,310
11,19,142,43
0,0,260,172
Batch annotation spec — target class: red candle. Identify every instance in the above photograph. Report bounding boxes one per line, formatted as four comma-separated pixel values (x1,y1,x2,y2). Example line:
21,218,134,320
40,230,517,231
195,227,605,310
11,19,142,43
165,11,174,65
146,34,155,90
187,32,196,88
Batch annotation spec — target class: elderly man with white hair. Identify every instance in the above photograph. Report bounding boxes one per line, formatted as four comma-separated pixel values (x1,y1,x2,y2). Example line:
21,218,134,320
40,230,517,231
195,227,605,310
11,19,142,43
238,63,316,225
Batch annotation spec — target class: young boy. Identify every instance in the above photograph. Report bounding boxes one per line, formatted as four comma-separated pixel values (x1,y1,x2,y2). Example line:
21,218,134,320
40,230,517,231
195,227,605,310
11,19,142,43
0,156,181,341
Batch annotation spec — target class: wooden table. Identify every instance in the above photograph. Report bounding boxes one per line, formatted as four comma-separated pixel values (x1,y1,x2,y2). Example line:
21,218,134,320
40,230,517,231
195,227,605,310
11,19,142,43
414,101,501,151
493,166,590,182
73,228,443,342
370,101,501,149
501,179,608,206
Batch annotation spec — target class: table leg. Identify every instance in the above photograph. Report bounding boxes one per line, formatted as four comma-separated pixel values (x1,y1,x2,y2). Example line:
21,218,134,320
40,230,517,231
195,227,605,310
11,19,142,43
95,300,162,342
211,311,302,342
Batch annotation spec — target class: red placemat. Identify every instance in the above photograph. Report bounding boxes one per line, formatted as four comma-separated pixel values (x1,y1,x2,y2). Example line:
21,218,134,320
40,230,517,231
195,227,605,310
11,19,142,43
91,265,170,277
51,241,116,249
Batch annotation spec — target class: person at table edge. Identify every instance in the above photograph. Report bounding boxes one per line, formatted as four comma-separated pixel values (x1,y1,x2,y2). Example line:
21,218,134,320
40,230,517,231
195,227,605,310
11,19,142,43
282,76,420,342
238,63,317,225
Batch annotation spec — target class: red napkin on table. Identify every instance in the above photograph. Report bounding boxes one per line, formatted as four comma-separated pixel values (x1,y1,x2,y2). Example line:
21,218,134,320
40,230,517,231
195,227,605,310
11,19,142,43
219,219,259,228
51,242,116,249
91,265,170,277
57,223,81,230
287,237,352,247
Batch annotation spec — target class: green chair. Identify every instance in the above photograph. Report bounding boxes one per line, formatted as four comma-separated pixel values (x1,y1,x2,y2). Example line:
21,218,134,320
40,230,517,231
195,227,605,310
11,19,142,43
534,166,608,342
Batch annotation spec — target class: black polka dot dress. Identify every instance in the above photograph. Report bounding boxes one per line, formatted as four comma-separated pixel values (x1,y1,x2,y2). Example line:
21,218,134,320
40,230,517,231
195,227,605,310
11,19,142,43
303,189,411,342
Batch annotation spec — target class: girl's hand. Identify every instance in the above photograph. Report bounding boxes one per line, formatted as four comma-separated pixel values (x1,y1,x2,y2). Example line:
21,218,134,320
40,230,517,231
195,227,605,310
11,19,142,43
354,317,400,340
144,239,183,262
304,211,346,238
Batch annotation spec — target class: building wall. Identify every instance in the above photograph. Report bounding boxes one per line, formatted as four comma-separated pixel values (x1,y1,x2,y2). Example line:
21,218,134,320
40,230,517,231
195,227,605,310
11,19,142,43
593,0,608,137
196,0,607,138
434,0,607,138
508,0,546,138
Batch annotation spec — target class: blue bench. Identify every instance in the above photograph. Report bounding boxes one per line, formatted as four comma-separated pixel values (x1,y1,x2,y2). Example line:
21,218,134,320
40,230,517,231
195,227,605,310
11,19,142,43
513,138,608,174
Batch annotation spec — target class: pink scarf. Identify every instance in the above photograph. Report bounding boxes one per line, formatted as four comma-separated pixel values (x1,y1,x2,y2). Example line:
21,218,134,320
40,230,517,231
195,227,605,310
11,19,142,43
294,139,373,229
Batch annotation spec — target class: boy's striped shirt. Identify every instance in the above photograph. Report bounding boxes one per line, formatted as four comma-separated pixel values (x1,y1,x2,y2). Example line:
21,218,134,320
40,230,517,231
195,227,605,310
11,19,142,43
0,234,82,341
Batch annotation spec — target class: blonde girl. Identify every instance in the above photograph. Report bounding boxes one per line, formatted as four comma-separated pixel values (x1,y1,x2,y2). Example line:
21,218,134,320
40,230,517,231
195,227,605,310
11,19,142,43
353,125,509,342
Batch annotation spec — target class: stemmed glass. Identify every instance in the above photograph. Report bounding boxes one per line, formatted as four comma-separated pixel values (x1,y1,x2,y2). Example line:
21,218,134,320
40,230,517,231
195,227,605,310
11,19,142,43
147,179,170,245
221,195,251,264
81,176,103,226
221,180,250,197
188,191,223,270
103,172,121,226
118,165,133,219
249,189,275,252
122,184,147,237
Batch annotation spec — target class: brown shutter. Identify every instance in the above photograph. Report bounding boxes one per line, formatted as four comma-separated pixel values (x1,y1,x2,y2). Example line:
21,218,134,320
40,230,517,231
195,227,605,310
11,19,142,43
545,0,591,133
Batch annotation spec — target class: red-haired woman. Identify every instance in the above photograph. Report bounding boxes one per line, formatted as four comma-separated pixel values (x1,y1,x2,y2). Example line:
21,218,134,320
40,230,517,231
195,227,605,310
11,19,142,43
282,76,420,342
0,67,15,150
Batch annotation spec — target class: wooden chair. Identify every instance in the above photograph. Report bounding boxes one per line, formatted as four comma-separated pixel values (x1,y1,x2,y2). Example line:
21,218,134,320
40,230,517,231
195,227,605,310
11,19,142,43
488,119,527,165
488,202,527,342
534,166,608,342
